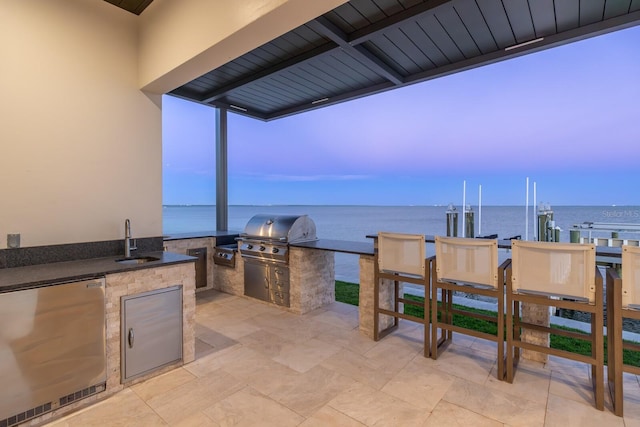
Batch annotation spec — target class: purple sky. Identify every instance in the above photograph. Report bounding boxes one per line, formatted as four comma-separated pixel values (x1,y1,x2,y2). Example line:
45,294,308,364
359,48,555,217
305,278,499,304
163,25,640,206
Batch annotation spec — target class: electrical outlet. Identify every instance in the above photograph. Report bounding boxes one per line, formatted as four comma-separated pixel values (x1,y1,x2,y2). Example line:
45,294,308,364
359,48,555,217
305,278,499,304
7,233,20,248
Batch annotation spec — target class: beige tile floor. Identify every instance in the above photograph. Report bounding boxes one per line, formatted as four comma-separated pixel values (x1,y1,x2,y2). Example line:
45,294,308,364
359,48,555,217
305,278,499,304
48,290,640,427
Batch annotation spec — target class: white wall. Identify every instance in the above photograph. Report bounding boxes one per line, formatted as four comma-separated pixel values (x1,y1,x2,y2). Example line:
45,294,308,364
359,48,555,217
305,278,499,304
0,0,162,248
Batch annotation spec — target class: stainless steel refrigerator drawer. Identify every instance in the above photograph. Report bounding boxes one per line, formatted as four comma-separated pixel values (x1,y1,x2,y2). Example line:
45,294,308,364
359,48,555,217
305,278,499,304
0,278,106,424
121,286,183,382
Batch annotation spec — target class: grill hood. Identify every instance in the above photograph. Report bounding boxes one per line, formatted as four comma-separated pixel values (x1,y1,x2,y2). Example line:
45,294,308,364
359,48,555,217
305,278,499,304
241,214,317,243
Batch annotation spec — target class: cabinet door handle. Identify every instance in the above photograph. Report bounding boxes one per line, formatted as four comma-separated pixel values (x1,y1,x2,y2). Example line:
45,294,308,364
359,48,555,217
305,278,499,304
128,328,135,348
264,276,269,289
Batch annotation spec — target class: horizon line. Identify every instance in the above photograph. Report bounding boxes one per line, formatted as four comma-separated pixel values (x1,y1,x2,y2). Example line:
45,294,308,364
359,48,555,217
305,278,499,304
163,204,638,208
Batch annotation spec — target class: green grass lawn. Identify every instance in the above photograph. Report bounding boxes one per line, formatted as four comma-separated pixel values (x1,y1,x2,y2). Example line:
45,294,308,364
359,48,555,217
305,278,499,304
335,280,640,367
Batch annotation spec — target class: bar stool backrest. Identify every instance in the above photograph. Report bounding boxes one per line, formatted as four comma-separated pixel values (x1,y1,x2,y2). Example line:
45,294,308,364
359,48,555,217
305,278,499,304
511,240,596,303
621,245,640,310
435,236,498,288
378,232,425,278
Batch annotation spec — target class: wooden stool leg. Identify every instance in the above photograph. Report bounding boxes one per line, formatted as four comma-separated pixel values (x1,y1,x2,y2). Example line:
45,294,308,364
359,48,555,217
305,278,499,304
607,271,624,416
431,274,439,360
593,311,604,411
497,287,504,380
373,270,380,341
506,292,514,383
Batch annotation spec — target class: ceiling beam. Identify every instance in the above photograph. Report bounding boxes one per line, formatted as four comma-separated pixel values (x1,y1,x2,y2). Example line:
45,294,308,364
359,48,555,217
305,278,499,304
307,16,404,85
264,81,395,121
166,93,270,120
208,100,270,120
348,0,453,45
199,41,338,103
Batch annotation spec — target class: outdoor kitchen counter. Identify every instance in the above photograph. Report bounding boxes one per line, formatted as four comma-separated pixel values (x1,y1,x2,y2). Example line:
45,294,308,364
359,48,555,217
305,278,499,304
291,239,374,255
292,236,507,255
0,251,195,292
366,234,514,248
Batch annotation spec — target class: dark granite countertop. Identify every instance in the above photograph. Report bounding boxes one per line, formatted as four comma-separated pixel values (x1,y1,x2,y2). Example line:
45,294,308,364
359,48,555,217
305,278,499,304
365,234,515,247
0,251,196,293
163,231,241,241
291,239,374,256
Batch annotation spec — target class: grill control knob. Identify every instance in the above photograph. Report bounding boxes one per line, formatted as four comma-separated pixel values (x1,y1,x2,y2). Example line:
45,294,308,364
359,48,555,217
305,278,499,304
247,244,253,249
259,246,266,251
272,247,279,254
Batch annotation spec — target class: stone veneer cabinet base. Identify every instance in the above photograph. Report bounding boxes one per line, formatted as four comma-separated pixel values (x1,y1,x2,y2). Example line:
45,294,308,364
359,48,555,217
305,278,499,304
164,237,216,291
213,247,335,315
289,247,335,315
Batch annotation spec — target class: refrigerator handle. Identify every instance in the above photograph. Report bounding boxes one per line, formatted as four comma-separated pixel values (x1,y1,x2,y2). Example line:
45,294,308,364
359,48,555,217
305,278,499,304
128,328,135,348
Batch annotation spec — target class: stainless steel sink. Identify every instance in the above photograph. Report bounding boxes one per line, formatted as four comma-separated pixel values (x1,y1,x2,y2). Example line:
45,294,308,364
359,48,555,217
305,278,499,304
115,256,160,265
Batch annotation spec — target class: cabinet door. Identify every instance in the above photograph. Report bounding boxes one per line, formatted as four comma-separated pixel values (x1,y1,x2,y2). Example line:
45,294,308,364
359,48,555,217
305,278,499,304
187,247,207,288
121,286,182,382
243,258,270,302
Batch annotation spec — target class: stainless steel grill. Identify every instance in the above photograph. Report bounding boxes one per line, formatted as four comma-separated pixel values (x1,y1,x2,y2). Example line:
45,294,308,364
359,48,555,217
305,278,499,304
239,214,316,263
239,214,317,306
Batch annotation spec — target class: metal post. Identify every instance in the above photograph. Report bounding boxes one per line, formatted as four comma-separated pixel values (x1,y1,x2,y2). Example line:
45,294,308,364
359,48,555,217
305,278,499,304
462,180,466,238
215,108,228,231
525,177,529,240
532,182,537,240
478,185,482,236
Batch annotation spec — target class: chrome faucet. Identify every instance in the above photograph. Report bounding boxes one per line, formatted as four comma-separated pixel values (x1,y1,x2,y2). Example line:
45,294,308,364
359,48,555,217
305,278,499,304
124,219,137,257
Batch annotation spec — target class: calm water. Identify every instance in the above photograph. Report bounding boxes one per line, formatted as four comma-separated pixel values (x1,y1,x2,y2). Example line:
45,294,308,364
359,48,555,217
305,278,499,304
164,205,640,283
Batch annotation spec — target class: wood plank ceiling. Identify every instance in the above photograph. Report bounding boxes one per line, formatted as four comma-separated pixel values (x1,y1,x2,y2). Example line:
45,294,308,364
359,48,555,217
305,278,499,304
162,1,640,121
